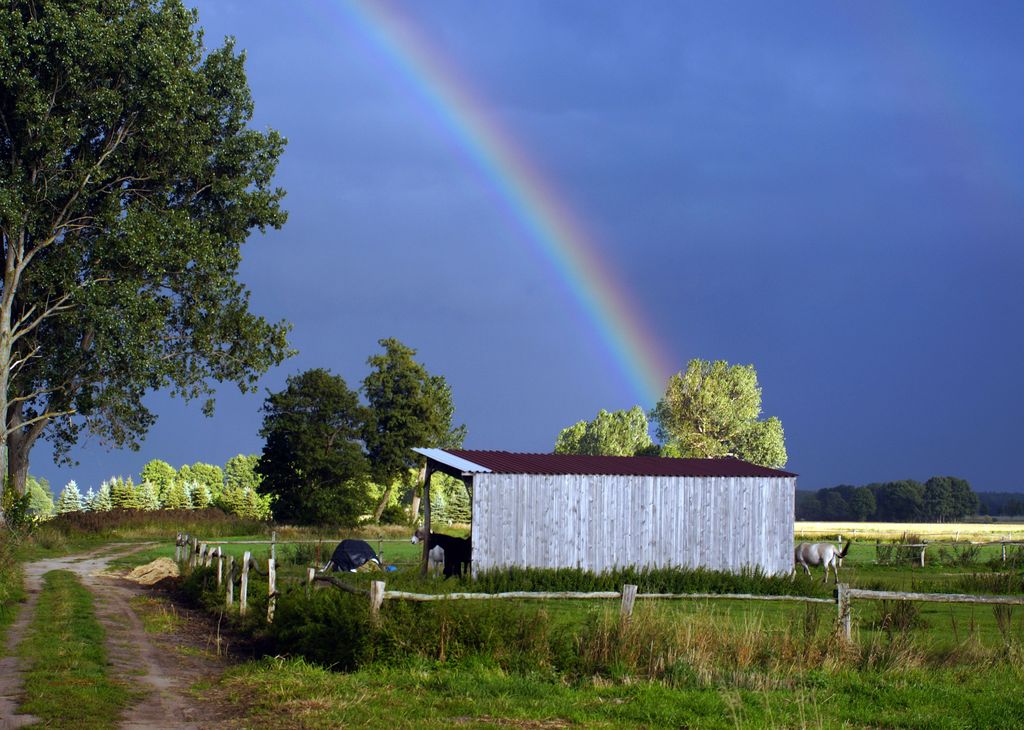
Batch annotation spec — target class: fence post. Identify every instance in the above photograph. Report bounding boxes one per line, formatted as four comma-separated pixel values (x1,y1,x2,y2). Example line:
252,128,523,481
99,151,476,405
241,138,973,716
836,583,851,641
919,543,926,568
205,545,214,568
369,580,386,623
620,584,638,618
183,534,191,564
240,551,251,616
216,548,223,588
175,533,182,563
306,567,315,597
267,558,277,624
199,543,207,568
191,537,199,568
271,530,277,562
1002,542,1007,562
226,556,235,607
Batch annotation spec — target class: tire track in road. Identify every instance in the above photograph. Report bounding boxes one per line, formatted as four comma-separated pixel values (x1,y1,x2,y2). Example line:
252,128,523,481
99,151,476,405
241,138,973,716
0,544,232,729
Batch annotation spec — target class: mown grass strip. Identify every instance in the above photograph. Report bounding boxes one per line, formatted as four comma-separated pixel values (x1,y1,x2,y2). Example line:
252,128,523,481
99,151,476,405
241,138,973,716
17,570,132,728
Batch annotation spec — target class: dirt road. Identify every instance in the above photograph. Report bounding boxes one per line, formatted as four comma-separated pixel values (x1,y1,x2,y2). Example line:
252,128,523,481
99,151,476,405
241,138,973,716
0,545,237,729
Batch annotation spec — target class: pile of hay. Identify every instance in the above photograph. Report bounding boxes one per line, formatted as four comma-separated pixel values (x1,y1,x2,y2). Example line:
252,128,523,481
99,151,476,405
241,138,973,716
126,558,180,585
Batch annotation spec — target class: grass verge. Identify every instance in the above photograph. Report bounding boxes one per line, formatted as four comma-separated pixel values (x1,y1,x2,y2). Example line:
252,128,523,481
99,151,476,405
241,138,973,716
0,531,25,650
17,570,132,728
215,655,1024,729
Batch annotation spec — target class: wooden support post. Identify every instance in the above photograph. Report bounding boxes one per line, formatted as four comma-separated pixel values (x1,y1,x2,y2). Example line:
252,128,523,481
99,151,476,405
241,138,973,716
836,583,851,641
421,464,433,576
198,543,207,568
369,580,386,623
183,534,191,563
191,537,199,568
205,545,214,568
267,558,277,624
1002,542,1007,562
216,548,223,588
271,530,277,562
226,556,235,607
175,533,181,562
920,544,926,568
620,584,638,618
240,551,251,616
306,567,316,597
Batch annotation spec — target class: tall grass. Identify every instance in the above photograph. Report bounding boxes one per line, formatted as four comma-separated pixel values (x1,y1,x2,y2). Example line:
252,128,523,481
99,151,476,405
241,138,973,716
29,508,265,552
0,529,26,639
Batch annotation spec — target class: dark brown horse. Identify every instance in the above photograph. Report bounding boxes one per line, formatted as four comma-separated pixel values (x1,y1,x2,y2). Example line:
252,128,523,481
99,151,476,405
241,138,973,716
412,527,471,578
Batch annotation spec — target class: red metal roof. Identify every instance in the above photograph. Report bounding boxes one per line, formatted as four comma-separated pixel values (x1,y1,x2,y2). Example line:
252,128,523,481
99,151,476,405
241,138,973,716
443,450,797,478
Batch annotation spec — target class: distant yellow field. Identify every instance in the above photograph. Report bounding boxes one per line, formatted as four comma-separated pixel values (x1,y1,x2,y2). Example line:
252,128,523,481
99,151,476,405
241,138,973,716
796,521,1024,541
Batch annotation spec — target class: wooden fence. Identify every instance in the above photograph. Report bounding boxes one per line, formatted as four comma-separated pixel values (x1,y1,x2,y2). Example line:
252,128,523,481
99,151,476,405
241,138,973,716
174,532,1024,640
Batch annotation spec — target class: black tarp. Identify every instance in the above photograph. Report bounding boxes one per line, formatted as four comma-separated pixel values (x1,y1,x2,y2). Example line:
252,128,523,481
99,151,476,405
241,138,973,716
330,539,379,572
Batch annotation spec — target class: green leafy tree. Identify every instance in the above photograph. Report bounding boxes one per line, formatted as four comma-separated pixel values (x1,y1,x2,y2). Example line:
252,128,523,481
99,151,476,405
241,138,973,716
848,487,876,521
922,477,955,522
134,480,160,511
190,482,212,510
651,359,787,468
26,474,53,517
257,369,370,525
225,454,261,492
872,480,924,521
554,406,655,456
181,463,224,500
925,476,977,521
90,482,112,512
55,480,82,514
141,460,177,503
219,453,262,516
163,480,191,510
0,0,290,522
109,477,138,510
362,338,466,522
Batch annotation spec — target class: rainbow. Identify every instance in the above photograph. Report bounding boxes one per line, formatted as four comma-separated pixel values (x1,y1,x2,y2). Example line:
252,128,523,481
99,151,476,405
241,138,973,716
318,1,677,405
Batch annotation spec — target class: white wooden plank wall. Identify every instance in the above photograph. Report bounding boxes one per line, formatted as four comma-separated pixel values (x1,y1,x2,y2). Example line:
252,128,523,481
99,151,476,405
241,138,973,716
472,475,795,575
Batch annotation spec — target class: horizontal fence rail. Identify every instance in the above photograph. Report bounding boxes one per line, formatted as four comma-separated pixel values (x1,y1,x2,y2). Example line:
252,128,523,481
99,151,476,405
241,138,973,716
174,532,1024,640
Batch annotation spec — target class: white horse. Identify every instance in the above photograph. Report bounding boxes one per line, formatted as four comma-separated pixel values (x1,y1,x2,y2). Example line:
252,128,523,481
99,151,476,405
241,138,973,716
794,542,851,583
411,527,445,578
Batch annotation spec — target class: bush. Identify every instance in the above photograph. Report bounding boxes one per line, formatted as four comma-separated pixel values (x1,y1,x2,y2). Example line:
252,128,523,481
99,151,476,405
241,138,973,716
378,503,408,525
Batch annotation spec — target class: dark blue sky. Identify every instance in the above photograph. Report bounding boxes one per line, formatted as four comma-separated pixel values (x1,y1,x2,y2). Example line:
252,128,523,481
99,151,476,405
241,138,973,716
36,1,1024,495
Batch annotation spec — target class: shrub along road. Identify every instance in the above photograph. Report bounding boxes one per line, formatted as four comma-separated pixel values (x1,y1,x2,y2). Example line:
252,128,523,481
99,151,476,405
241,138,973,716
0,544,236,728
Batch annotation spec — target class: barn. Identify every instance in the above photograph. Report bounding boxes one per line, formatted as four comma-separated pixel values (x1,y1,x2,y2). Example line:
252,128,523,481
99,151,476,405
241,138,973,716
413,449,797,576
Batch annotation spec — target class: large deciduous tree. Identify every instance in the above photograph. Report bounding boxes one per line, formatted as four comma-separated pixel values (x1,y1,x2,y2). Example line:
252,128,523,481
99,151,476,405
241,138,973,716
554,406,655,456
651,359,787,468
362,338,465,522
257,369,370,526
0,1,290,519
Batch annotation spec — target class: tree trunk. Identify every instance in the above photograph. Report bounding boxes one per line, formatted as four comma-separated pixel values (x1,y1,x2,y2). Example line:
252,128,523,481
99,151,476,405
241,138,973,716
5,405,44,498
409,464,426,524
372,483,393,523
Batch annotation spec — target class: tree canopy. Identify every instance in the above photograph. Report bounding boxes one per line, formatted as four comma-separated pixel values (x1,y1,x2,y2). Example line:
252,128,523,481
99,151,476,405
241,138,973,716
554,406,656,456
362,338,465,521
0,0,290,518
257,369,370,525
652,359,787,468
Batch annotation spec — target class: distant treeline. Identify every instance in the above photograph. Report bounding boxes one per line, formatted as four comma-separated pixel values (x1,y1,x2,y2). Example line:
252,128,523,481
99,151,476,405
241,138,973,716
796,477,980,522
975,492,1024,518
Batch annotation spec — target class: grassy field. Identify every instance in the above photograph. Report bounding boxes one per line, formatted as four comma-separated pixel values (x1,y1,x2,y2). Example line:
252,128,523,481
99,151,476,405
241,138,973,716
214,656,1024,729
797,520,1024,541
9,517,1024,727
